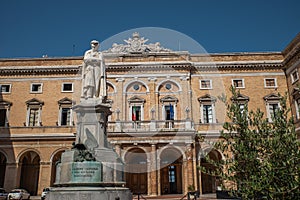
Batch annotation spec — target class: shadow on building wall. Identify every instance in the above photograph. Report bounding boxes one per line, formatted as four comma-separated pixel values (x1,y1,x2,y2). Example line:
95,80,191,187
0,91,15,192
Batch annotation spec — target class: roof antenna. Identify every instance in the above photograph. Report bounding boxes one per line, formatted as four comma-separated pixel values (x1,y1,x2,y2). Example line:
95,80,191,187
72,44,75,56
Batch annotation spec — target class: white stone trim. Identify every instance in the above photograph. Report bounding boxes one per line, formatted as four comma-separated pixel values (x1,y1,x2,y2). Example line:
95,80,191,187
61,82,74,93
291,68,299,84
264,78,277,88
123,79,150,93
30,83,43,93
0,84,12,94
155,79,182,93
231,78,245,88
199,79,212,90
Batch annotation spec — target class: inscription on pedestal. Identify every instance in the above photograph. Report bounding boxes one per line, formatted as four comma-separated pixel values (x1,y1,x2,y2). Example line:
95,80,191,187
72,166,99,178
71,162,102,183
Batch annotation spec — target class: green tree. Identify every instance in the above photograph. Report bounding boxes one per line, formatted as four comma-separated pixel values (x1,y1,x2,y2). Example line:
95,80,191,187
200,87,300,199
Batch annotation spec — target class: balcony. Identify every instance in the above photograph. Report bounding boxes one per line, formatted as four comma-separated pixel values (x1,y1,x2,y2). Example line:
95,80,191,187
107,120,194,133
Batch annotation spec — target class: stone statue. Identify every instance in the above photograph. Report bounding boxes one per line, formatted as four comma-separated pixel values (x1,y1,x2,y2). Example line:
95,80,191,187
104,32,171,54
81,40,107,101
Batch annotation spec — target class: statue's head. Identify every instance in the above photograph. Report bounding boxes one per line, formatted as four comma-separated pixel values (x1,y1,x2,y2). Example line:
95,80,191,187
90,40,100,50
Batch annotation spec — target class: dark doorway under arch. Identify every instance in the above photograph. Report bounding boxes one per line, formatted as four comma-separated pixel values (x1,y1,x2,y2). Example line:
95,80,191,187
50,150,64,186
124,148,148,194
160,148,183,195
0,152,7,187
19,151,40,195
201,150,222,194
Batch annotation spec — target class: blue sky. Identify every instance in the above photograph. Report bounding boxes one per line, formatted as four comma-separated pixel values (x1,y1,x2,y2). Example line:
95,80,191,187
0,0,299,58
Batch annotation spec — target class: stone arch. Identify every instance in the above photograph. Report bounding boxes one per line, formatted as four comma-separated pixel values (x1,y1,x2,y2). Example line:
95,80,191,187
17,148,41,163
18,150,41,195
50,148,67,163
158,145,186,161
123,79,150,93
198,147,224,161
121,146,148,162
107,81,117,94
156,79,182,93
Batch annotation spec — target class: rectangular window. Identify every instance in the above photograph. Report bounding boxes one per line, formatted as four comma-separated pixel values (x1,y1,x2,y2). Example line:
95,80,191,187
265,78,277,88
165,104,174,120
291,69,299,83
0,109,7,126
203,105,213,123
295,99,300,119
232,79,244,88
239,104,245,113
61,108,71,126
269,103,279,120
0,84,11,93
200,80,212,89
132,106,141,121
62,83,73,92
28,108,39,126
168,166,176,183
31,83,43,93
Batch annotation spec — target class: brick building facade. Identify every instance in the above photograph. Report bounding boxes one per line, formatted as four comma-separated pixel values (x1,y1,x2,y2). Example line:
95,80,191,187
0,32,299,196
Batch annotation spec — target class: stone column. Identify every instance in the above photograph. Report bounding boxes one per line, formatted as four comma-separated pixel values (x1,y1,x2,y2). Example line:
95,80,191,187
157,157,161,196
192,143,198,190
4,162,19,191
148,144,158,196
183,159,188,194
38,161,51,195
186,143,195,190
198,158,203,195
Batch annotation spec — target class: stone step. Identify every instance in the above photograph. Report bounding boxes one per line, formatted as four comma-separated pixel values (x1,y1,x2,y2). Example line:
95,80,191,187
132,193,217,200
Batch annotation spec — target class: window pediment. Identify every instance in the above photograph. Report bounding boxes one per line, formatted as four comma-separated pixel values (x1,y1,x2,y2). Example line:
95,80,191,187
0,100,12,107
25,98,44,106
231,93,249,102
198,94,217,103
58,97,75,105
263,93,281,101
160,96,178,103
128,96,145,103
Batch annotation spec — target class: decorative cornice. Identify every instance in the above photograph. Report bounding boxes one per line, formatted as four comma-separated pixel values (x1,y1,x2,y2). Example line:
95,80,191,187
0,65,80,75
0,61,283,75
195,62,283,70
283,46,300,69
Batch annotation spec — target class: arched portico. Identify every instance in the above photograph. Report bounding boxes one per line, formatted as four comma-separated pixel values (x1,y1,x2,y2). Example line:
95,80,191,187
200,149,222,194
159,148,183,195
18,151,40,195
124,148,148,194
50,149,65,186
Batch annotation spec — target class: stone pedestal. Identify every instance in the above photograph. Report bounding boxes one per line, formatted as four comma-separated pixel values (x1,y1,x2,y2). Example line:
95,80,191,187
49,186,132,200
48,100,132,200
